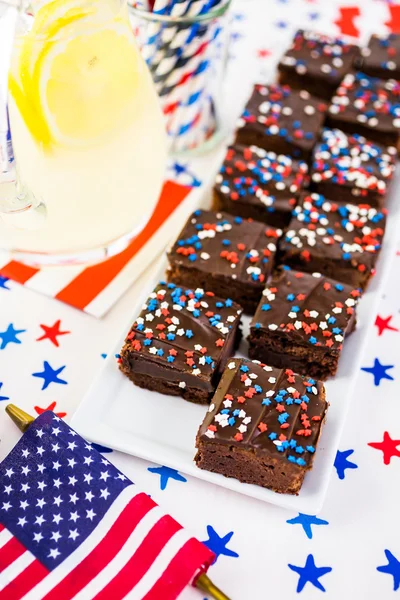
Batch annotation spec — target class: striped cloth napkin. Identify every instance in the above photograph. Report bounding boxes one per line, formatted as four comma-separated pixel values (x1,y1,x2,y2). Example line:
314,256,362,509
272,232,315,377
0,179,198,318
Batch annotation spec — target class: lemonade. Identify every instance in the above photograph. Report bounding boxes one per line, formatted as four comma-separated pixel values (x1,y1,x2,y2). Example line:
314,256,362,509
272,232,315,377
1,0,166,259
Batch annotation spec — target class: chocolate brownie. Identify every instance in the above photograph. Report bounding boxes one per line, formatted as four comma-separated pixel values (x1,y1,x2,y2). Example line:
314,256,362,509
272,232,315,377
195,358,327,495
248,268,360,380
213,144,309,229
311,128,396,207
167,209,281,314
235,83,328,160
327,72,400,148
360,34,400,80
278,29,360,101
119,282,243,404
279,193,387,289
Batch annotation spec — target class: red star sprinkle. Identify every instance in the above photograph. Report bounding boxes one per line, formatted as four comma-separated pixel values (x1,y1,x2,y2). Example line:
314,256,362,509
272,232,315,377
375,315,399,336
36,320,70,347
34,401,67,418
368,431,400,465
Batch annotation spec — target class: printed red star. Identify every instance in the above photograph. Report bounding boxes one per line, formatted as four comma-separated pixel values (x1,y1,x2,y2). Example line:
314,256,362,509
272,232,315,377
375,315,398,336
368,431,400,465
34,401,67,418
385,5,400,34
257,48,272,59
334,6,361,38
37,320,70,347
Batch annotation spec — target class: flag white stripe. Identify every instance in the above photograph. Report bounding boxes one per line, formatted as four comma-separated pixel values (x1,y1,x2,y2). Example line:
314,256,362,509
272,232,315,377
0,551,35,592
73,505,165,600
129,529,190,599
0,528,12,550
21,485,138,600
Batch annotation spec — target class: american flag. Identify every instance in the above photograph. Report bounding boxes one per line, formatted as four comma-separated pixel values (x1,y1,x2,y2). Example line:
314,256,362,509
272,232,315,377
0,411,214,599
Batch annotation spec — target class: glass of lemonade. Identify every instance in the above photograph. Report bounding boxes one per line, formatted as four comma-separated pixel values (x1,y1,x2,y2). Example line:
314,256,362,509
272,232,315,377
0,0,167,265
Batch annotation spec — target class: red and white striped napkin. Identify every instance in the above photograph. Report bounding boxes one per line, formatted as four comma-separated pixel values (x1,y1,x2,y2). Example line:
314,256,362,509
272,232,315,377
0,180,199,318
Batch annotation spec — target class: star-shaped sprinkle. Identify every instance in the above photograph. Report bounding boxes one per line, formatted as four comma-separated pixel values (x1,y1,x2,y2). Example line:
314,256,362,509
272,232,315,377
0,275,10,290
32,362,68,390
377,549,400,591
0,323,26,350
202,526,239,564
147,466,187,490
34,401,67,418
36,320,70,347
361,358,394,386
288,554,332,592
368,431,400,465
286,513,329,539
375,315,398,336
334,449,358,480
0,382,9,401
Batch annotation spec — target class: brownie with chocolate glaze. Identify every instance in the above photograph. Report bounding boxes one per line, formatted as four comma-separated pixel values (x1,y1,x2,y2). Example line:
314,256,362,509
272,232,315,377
311,129,396,207
195,358,328,495
248,268,361,380
278,29,360,101
327,72,400,148
119,282,243,404
360,34,400,80
213,144,309,229
166,209,281,314
279,193,387,289
235,84,328,160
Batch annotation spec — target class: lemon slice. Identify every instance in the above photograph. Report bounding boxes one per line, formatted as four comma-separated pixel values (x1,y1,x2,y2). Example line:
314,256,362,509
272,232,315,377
34,21,141,147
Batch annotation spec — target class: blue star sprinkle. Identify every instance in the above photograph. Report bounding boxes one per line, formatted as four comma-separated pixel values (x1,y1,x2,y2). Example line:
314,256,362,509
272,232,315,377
288,554,332,592
377,549,400,591
361,358,394,386
0,382,9,401
286,513,329,539
334,449,358,480
202,525,239,564
32,361,68,390
0,275,10,290
0,323,26,350
147,466,187,490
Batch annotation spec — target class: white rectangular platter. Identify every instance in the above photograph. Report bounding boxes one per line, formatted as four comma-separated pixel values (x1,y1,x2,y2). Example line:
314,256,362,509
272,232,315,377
71,173,400,514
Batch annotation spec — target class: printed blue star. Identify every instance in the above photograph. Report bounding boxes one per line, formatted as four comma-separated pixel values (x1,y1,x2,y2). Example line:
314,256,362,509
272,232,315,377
0,323,26,350
334,449,358,480
361,358,394,386
288,554,332,592
286,513,329,539
32,361,68,390
275,20,288,28
0,382,9,401
377,549,400,591
308,11,319,20
170,161,202,187
0,275,10,290
202,525,239,564
147,466,187,490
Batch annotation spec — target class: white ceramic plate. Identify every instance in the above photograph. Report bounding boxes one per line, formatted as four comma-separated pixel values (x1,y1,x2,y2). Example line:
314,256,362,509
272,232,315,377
71,175,399,513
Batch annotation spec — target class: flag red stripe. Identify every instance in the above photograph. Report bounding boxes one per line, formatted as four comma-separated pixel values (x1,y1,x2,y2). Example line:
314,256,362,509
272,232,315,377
93,515,182,600
142,538,215,600
54,181,190,310
42,492,156,600
0,558,48,600
0,525,4,533
0,538,25,571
